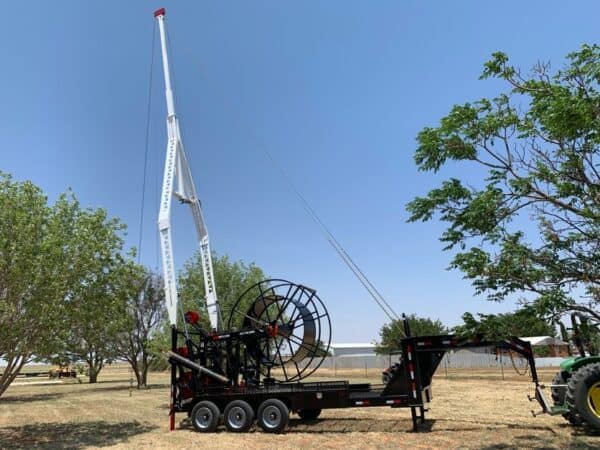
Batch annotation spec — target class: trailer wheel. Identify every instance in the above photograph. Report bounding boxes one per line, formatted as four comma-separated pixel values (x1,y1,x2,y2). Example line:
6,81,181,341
297,408,321,421
223,400,254,432
190,400,220,433
569,363,600,430
257,398,289,433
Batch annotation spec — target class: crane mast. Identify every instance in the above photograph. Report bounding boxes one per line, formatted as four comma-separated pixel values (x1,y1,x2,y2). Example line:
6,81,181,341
154,8,221,330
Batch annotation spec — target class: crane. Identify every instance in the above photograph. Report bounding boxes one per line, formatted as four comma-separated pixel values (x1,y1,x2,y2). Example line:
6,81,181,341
154,8,221,331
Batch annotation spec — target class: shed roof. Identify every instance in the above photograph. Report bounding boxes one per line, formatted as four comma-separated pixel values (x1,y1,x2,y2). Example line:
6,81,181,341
520,336,568,346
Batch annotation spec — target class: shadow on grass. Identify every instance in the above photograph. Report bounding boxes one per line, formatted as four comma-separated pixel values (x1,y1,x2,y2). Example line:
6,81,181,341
284,416,561,434
0,420,156,449
177,416,421,434
480,439,598,450
428,417,558,434
84,382,169,390
287,417,424,433
0,393,66,403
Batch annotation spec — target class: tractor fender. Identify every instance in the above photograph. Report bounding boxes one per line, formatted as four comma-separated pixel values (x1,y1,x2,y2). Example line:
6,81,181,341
561,356,600,373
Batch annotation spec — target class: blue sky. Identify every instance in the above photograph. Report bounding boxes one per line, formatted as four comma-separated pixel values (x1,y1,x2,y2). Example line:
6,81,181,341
2,1,599,342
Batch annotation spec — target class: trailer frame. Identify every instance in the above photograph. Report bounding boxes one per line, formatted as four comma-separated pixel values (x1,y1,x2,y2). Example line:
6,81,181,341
168,326,543,432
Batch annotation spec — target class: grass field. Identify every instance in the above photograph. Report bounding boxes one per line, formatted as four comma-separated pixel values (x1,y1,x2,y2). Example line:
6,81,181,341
1,364,599,449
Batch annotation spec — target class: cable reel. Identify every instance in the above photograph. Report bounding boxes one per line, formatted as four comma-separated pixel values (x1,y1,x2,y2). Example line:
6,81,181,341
227,279,331,382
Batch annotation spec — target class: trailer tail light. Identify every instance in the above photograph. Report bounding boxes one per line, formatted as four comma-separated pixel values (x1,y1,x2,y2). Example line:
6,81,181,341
354,400,370,406
386,399,403,405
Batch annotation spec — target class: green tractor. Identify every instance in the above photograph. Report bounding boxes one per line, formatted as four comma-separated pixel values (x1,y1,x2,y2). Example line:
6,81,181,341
548,314,600,430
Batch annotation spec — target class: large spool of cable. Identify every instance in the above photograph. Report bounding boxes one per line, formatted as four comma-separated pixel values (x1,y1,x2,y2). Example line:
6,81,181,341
228,279,331,382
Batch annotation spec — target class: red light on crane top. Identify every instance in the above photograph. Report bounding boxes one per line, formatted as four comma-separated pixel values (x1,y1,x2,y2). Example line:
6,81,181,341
154,8,166,18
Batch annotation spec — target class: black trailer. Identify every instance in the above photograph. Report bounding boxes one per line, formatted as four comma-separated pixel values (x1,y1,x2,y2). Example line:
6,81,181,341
168,324,544,433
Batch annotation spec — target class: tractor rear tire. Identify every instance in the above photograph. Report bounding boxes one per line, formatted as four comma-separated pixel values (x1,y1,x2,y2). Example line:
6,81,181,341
190,400,220,433
223,400,254,432
569,362,600,430
297,408,321,421
566,366,590,426
257,398,289,433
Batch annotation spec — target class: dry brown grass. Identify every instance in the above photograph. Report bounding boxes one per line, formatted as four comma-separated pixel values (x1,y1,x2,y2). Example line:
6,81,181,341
0,364,599,449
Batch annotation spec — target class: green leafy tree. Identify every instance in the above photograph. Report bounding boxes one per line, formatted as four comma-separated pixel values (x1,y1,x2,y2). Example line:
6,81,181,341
0,173,132,392
115,269,167,387
407,45,600,327
178,253,266,330
452,308,556,341
58,208,132,383
375,314,448,354
0,174,71,395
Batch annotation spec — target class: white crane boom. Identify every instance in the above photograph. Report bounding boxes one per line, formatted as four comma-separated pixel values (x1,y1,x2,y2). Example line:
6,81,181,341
154,8,221,329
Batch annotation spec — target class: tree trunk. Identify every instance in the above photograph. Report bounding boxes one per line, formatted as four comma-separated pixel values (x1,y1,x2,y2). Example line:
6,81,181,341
131,360,142,389
87,355,104,383
140,353,149,388
0,355,27,397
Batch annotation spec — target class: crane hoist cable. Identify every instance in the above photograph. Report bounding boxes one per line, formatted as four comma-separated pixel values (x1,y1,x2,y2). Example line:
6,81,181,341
138,22,157,265
261,149,401,324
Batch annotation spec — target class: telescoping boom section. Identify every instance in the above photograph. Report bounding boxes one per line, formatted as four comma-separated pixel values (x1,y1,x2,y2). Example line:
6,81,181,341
154,7,220,330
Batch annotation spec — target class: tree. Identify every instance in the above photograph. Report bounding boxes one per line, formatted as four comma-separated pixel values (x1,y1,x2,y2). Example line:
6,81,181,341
115,269,167,388
0,174,70,396
57,208,132,383
178,253,266,330
452,308,556,341
375,314,448,354
0,173,131,393
407,45,600,327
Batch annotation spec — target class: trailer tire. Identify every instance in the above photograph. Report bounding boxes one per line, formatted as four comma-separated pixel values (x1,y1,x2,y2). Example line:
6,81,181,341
257,398,289,433
223,400,254,432
190,400,220,433
570,363,600,430
382,372,391,384
298,408,321,421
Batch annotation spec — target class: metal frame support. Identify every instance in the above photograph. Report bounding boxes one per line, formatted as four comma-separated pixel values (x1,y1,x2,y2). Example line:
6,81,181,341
169,325,177,431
